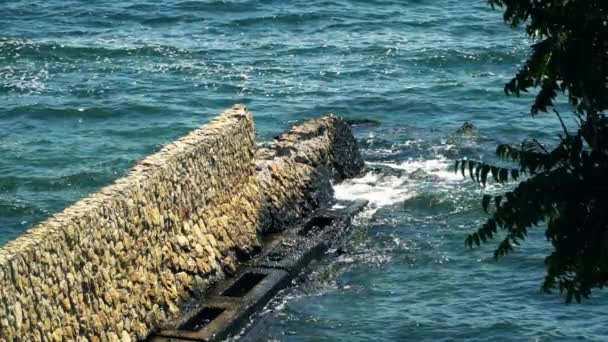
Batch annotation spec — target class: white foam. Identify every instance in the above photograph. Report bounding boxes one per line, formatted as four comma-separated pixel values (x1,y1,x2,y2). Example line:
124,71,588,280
333,171,415,210
367,155,465,182
333,156,466,215
0,66,48,93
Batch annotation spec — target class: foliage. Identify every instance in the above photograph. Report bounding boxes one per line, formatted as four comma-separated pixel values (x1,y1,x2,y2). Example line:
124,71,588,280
458,0,608,302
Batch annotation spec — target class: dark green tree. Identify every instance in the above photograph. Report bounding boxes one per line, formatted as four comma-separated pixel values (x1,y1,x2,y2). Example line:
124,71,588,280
457,0,608,302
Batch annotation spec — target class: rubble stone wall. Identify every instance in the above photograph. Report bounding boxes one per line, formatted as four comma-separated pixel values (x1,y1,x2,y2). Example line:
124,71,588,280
255,115,363,233
0,105,261,341
0,105,363,341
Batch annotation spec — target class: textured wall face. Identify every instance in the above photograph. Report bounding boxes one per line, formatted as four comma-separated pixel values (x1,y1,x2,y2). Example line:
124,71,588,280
256,115,364,234
0,106,363,341
0,105,261,341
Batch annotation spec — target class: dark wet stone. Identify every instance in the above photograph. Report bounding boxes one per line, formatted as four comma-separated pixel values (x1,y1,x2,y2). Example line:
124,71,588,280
364,164,404,178
256,115,363,235
335,246,348,256
346,118,382,127
456,121,475,134
408,168,429,180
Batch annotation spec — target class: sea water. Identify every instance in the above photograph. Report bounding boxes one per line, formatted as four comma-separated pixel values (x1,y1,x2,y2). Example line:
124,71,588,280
1,0,606,340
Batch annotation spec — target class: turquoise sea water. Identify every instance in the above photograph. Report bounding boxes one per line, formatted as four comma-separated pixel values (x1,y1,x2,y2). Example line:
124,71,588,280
2,0,606,340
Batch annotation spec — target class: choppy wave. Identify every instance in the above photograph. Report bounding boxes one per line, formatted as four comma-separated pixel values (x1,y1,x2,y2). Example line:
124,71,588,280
334,171,414,209
0,38,192,60
0,198,47,218
0,171,114,192
368,157,464,182
334,156,465,213
2,103,169,120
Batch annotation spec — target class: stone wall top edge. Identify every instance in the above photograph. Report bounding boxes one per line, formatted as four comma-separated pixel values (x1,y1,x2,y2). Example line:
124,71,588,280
0,104,252,262
256,113,342,159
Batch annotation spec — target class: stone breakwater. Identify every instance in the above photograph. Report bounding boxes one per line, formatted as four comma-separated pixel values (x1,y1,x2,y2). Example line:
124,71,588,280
256,115,363,234
0,105,363,341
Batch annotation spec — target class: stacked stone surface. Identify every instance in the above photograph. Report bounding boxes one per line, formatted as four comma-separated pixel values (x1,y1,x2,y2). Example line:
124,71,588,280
0,105,363,341
255,115,363,234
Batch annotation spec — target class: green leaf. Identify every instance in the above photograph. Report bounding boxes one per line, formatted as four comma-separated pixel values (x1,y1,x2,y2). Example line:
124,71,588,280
511,169,520,180
461,160,467,177
482,195,491,213
499,168,509,182
473,233,480,246
469,161,476,182
465,235,473,248
481,165,490,186
494,196,503,209
491,166,499,182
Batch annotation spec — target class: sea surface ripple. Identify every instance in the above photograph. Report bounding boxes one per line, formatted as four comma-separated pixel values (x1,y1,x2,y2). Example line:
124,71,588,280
1,0,605,340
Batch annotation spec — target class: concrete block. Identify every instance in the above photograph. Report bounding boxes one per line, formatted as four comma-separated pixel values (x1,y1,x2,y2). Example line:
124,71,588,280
154,268,289,341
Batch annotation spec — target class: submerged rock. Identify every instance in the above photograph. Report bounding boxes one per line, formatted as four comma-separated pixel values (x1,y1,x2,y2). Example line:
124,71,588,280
345,118,382,127
408,168,429,180
456,121,476,135
364,164,404,178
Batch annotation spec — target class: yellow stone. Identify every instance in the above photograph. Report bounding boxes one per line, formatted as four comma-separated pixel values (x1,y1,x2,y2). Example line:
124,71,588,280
121,331,131,342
